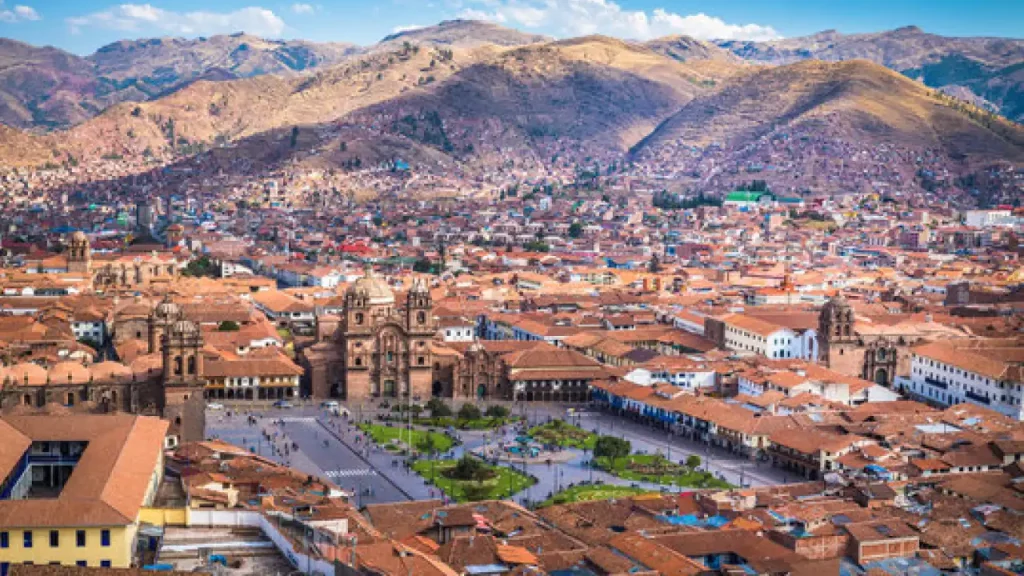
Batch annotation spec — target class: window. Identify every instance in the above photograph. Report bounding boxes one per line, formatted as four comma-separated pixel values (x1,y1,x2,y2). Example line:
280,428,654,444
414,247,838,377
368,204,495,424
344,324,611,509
49,530,58,547
0,532,6,548
23,531,32,548
76,562,87,567
1,562,8,576
100,530,110,547
100,561,111,568
76,530,85,547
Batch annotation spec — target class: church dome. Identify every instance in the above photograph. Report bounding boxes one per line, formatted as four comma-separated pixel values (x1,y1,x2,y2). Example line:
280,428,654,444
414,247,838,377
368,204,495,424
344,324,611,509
170,320,200,338
347,267,395,305
153,296,182,322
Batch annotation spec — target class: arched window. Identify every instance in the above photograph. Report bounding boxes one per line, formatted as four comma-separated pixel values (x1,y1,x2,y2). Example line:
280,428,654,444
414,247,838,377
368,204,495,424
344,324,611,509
174,356,183,375
417,311,426,324
355,313,364,325
187,356,196,375
355,357,363,367
844,325,851,337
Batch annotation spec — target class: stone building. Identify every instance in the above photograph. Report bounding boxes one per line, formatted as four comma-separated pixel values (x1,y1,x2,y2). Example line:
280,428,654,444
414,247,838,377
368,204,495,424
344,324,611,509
818,295,963,389
303,268,436,401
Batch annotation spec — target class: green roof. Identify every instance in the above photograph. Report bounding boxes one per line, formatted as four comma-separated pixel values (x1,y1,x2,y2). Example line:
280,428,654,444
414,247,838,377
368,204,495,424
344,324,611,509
725,191,772,202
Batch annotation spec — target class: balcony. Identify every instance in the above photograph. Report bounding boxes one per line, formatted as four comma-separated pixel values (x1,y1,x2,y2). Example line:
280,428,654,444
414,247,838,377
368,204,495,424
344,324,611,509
964,390,991,405
924,377,948,390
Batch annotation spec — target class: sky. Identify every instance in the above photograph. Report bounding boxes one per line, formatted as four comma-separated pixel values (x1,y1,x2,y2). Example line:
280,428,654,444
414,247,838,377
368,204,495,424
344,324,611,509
2,0,1022,55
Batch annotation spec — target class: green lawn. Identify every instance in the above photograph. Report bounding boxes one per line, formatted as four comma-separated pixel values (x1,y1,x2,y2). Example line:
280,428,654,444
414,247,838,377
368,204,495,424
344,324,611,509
537,484,656,508
527,420,598,450
358,424,454,453
595,454,733,489
412,458,536,502
413,416,518,430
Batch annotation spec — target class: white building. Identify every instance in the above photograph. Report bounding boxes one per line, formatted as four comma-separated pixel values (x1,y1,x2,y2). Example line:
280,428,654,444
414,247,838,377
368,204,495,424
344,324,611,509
907,340,1024,421
718,314,818,361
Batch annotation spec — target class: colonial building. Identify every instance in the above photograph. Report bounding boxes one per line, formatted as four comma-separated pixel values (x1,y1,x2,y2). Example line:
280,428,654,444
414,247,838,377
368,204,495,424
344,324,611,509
818,295,964,388
303,268,436,401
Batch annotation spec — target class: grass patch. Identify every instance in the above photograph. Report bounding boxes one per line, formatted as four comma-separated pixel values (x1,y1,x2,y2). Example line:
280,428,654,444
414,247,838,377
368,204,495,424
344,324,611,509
358,424,454,453
537,484,656,508
413,416,518,430
412,458,535,502
528,420,598,450
595,454,733,489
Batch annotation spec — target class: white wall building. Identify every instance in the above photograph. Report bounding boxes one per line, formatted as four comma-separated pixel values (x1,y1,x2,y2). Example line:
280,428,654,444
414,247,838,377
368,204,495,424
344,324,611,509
907,342,1024,421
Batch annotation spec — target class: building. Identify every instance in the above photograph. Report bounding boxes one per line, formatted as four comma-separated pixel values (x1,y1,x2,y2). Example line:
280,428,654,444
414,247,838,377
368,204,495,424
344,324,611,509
303,267,436,401
818,295,961,388
0,414,168,571
907,338,1024,420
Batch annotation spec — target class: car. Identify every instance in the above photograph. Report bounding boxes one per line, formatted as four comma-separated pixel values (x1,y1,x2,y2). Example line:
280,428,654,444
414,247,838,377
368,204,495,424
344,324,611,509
273,400,294,409
321,400,340,409
207,403,225,411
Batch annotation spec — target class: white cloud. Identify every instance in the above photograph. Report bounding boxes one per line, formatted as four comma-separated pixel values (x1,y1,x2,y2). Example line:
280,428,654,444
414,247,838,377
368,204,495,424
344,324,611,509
391,24,425,33
291,3,315,14
458,0,780,41
0,3,40,23
66,4,286,37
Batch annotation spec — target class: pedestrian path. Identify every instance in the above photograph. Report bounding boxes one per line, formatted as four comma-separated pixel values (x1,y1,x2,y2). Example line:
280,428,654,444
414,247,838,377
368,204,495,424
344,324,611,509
325,468,378,478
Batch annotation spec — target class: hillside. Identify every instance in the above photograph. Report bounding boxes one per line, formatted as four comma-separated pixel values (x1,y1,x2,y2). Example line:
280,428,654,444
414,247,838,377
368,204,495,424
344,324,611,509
631,59,1024,196
88,34,358,85
717,26,1024,121
0,34,358,131
635,59,1023,155
0,39,102,129
644,35,742,64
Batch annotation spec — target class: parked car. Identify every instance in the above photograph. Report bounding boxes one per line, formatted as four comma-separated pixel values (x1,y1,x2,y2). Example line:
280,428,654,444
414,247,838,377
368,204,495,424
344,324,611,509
273,400,293,409
207,403,225,411
321,401,340,409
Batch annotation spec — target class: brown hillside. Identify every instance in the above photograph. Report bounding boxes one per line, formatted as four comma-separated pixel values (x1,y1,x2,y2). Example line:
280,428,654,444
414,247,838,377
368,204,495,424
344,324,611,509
633,59,1024,163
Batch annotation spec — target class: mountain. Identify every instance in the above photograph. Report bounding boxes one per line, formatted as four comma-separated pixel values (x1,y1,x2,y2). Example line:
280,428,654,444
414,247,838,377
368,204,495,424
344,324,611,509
0,39,103,129
377,19,551,49
88,33,358,87
716,26,1024,121
0,34,358,131
643,35,742,64
631,59,1024,191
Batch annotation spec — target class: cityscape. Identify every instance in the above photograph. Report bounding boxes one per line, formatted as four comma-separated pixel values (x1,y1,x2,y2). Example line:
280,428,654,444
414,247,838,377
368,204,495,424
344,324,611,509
0,2,1022,576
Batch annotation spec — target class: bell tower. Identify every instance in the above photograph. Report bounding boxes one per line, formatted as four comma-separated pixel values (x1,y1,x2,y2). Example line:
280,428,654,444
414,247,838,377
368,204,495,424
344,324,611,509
67,231,91,274
161,319,206,444
819,294,856,369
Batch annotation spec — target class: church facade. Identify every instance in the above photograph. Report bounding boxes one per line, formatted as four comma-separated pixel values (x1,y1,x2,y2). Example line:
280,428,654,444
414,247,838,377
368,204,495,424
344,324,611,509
303,270,437,402
818,295,957,390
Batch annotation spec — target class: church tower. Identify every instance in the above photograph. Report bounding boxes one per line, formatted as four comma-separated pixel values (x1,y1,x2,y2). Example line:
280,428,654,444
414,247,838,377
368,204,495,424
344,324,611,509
819,294,856,370
161,319,206,444
404,279,436,400
67,231,91,274
148,294,182,353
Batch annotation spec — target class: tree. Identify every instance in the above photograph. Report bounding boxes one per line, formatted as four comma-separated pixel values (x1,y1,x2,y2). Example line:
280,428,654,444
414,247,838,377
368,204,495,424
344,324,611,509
568,222,583,238
413,258,432,273
217,321,240,332
485,405,509,418
685,454,702,471
593,436,631,468
182,256,220,278
426,397,452,418
648,253,662,273
458,403,482,421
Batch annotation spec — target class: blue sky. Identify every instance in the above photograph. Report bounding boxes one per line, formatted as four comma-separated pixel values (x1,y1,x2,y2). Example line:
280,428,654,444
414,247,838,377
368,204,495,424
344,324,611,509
2,0,1022,55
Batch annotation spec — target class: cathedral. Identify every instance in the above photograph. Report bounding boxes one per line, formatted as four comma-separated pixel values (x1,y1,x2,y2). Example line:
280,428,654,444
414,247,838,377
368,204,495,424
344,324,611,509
303,267,437,401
